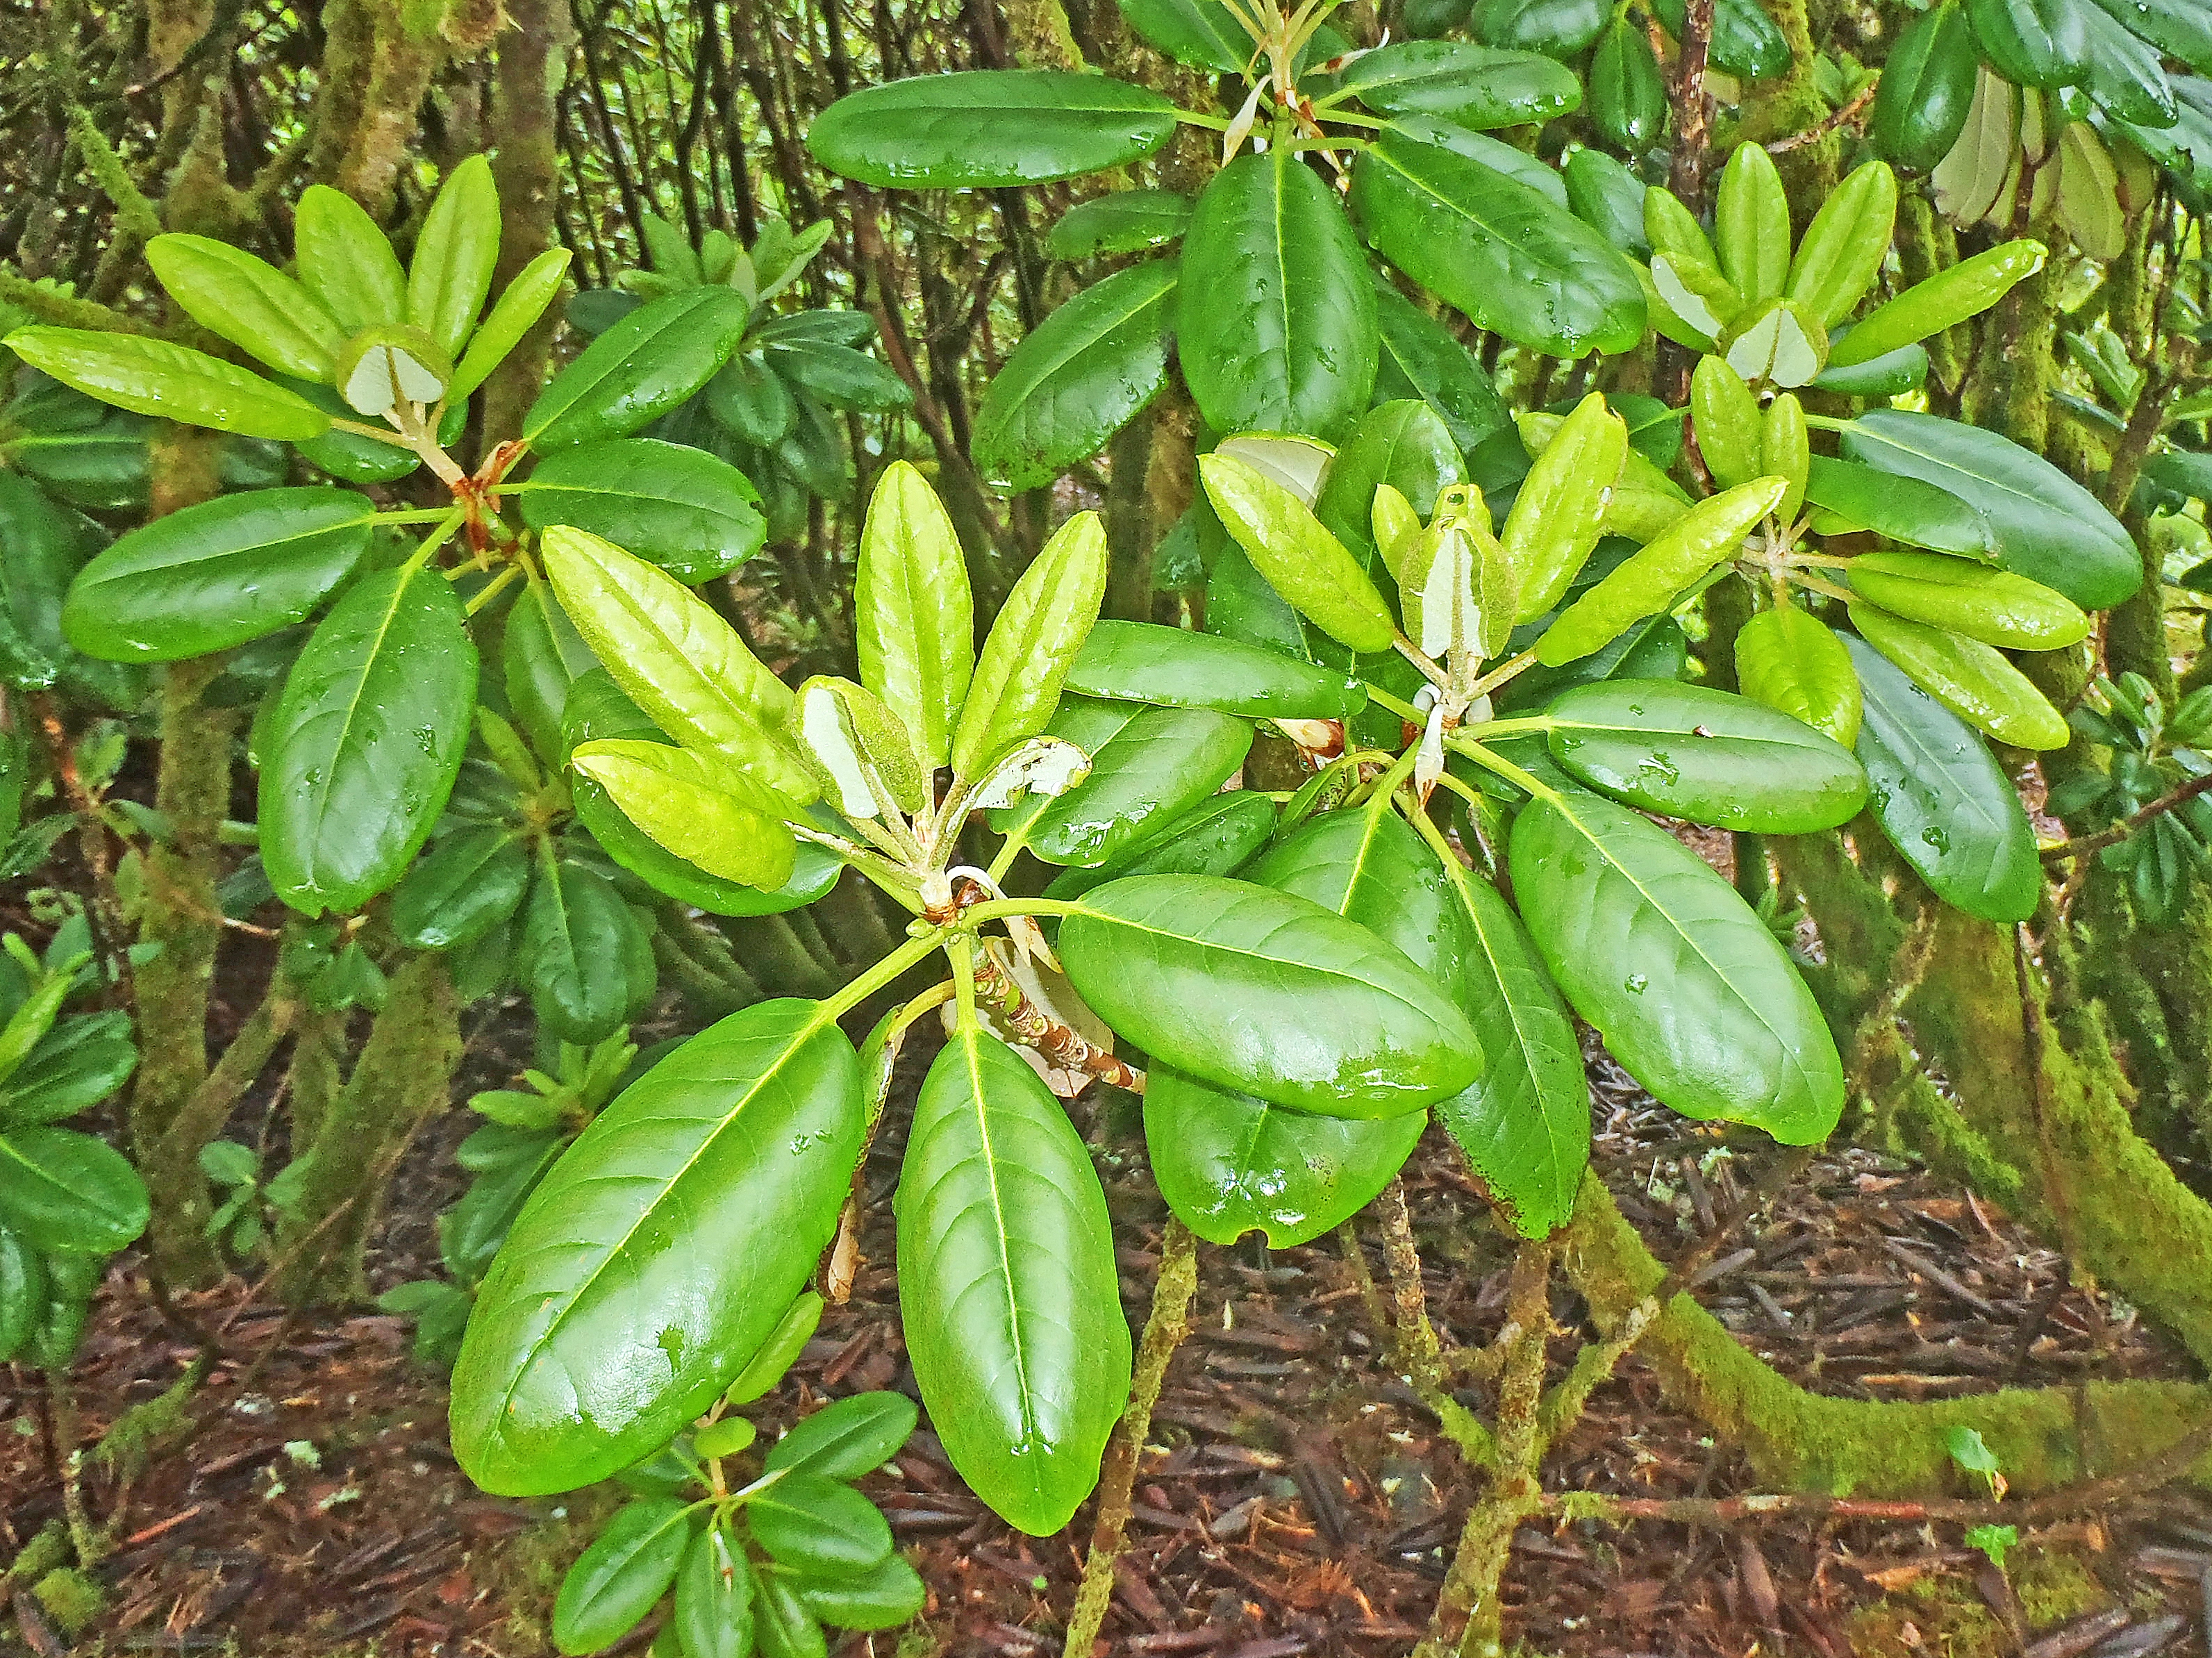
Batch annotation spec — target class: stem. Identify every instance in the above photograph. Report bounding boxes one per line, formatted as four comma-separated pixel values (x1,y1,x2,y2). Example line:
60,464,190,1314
1170,108,1232,131
1467,647,1540,699
464,563,524,615
370,506,465,524
1373,1185,1499,1468
1365,681,1424,723
1060,1218,1201,1658
1446,736,1565,806
956,896,1084,927
2040,772,2212,861
820,929,947,1025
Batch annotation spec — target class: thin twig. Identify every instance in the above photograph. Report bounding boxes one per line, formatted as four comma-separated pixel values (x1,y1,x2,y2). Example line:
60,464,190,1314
2039,772,2212,861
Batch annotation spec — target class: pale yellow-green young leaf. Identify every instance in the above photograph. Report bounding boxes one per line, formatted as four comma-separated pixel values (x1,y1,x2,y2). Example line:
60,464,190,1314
447,247,574,402
1213,433,1335,506
293,185,408,333
967,736,1094,811
792,675,928,818
1690,354,1764,490
948,511,1109,781
1784,159,1897,327
2056,121,2125,261
1713,141,1790,306
335,324,454,415
1372,484,1424,587
1199,452,1396,652
570,739,801,889
1650,250,1741,342
406,154,501,360
540,526,817,802
1721,299,1827,388
145,234,349,383
1735,602,1861,746
1761,393,1810,522
856,461,974,770
1504,392,1627,622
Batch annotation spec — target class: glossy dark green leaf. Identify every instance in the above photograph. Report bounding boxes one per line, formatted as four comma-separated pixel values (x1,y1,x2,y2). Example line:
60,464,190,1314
524,288,753,450
1563,147,1652,256
673,1528,753,1658
749,1473,894,1574
1840,632,2041,922
1317,399,1465,557
896,1027,1130,1536
1002,699,1253,868
2077,1,2177,125
1145,1065,1422,1246
0,1013,138,1129
1470,0,1608,55
281,377,422,483
765,1391,917,1481
563,671,841,918
1370,282,1508,451
1351,126,1646,359
517,439,766,586
1590,19,1668,149
1045,190,1193,258
708,353,797,445
0,1126,149,1252
551,1497,694,1657
10,416,153,512
1045,790,1277,900
806,72,1179,188
2086,0,2212,72
1511,790,1843,1142
1179,149,1377,440
1874,3,1979,169
1058,874,1481,1116
1649,0,1793,77
504,573,599,764
0,1221,41,1361
1802,455,1995,556
1067,622,1365,721
392,826,529,951
60,487,375,663
519,854,643,1045
260,565,479,916
1429,854,1588,1238
1840,410,2140,608
1249,805,1470,987
1113,0,1252,68
763,340,910,413
1545,679,1870,831
974,261,1177,492
754,1569,829,1658
791,1554,928,1632
452,999,862,1495
1327,41,1582,127
1967,0,2090,86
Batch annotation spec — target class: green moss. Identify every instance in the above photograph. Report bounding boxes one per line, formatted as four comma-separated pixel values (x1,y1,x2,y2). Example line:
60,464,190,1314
33,1566,107,1635
2011,1546,2109,1632
469,1486,625,1652
1849,1574,2007,1658
95,1357,207,1479
3,1520,69,1585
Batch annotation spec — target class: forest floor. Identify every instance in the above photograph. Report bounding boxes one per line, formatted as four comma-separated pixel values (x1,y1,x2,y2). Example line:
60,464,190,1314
5,1011,2212,1658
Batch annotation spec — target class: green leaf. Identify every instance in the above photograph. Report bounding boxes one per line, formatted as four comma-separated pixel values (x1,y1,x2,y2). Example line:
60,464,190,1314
974,260,1178,493
1841,408,2139,609
2086,0,2212,72
1827,240,2046,367
763,340,910,413
2077,1,2176,125
765,1391,917,1480
1802,455,1995,556
551,1497,694,1656
1318,399,1465,558
749,1473,893,1575
146,235,347,382
503,572,598,764
517,438,766,586
447,247,574,403
1329,41,1582,128
708,353,797,445
1046,790,1277,900
895,1027,1131,1536
519,853,646,1044
1008,700,1254,868
1200,452,1397,652
1470,0,1609,55
1045,190,1193,258
806,72,1179,188
1351,126,1647,358
1733,602,1863,746
1429,854,1588,1238
1563,147,1652,256
573,739,800,889
1511,790,1843,1142
948,511,1108,780
1178,149,1377,440
755,1569,829,1658
0,1222,42,1361
524,288,753,451
452,999,862,1495
1590,19,1668,149
6,328,331,442
1545,679,1870,831
0,1013,138,1129
391,825,529,951
407,154,501,360
1842,634,2041,920
791,1554,928,1632
1873,3,1980,169
0,1126,149,1252
1713,142,1791,306
854,463,974,772
1058,874,1481,1116
294,185,408,333
1648,0,1793,78
1370,281,1508,451
1783,159,1897,328
1145,1065,1424,1246
1506,393,1629,622
260,565,479,915
1966,0,2090,87
724,1291,825,1405
1067,622,1365,720
61,487,375,663
673,1529,753,1658
1847,550,2088,648
1113,0,1251,67
563,672,840,918
1849,604,2070,750
541,527,815,800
